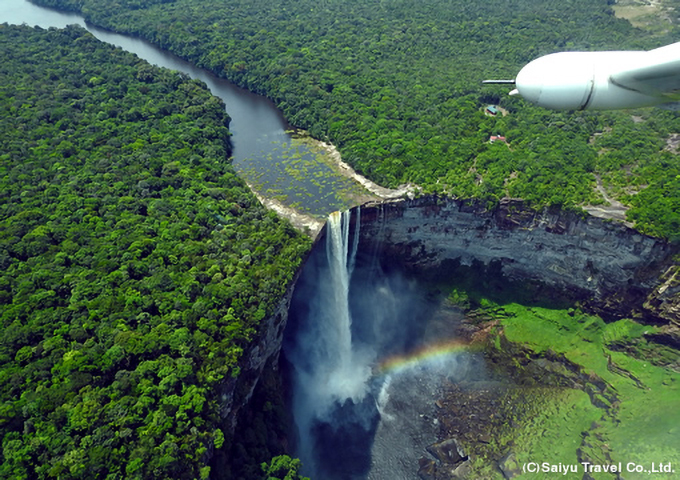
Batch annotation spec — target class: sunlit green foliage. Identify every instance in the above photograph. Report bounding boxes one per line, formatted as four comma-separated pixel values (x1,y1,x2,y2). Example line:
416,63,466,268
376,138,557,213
0,24,310,479
261,455,310,480
499,305,680,480
444,275,680,479
32,0,680,238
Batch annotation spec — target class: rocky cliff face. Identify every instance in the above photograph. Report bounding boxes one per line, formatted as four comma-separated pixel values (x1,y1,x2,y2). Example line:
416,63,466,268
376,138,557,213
210,271,299,466
215,195,679,468
216,285,293,430
355,196,678,324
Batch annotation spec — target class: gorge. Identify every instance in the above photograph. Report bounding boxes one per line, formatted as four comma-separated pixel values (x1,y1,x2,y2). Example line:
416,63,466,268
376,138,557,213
279,197,679,479
5,2,680,479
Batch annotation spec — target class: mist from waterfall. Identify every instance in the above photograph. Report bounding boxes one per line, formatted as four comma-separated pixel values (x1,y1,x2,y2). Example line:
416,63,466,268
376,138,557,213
319,209,373,406
283,208,478,479
285,208,375,476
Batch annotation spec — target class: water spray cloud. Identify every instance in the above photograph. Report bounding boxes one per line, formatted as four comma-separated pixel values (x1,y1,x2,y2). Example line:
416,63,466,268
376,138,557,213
284,208,473,479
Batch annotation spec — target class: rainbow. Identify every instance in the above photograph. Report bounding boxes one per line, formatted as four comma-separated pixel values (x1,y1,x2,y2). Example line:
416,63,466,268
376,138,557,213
374,339,470,377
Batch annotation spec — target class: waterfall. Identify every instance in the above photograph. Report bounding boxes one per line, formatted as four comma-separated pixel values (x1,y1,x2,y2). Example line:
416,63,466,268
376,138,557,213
284,206,473,479
320,208,369,404
294,207,372,414
286,207,375,475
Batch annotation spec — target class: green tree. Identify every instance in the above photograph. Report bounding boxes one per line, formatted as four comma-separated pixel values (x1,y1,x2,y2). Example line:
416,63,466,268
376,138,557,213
261,455,310,480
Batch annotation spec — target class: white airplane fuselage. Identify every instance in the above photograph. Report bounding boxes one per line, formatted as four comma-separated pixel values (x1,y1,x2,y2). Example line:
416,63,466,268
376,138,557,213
487,42,680,110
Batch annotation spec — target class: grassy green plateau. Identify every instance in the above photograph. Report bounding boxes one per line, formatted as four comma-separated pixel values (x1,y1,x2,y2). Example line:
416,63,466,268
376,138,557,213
448,286,680,479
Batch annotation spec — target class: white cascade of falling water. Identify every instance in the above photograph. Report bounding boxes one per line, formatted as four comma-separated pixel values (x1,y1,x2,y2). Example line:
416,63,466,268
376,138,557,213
321,208,367,401
289,207,374,476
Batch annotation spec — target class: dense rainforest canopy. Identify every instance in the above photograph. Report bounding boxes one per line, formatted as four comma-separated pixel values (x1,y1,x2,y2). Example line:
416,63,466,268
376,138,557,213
0,24,310,479
3,0,680,477
32,0,680,240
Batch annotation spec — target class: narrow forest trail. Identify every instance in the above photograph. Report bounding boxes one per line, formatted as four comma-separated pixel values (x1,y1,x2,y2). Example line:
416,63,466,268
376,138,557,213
583,174,632,225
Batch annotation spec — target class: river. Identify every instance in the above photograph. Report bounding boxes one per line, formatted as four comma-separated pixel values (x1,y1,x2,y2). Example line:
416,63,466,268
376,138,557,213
2,0,372,221
2,4,472,478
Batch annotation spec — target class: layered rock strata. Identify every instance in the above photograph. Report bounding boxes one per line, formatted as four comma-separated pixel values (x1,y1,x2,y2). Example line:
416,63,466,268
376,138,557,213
354,196,678,324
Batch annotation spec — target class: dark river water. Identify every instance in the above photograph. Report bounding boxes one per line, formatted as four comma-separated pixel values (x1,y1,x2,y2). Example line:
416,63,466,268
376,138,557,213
2,0,364,217
1,4,482,478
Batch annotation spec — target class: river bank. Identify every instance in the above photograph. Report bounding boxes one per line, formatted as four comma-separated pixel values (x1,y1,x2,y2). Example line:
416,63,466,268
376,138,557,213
258,131,417,236
6,3,680,479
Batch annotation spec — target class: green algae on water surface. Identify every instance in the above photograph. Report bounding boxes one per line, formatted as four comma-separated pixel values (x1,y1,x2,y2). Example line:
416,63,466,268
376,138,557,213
233,134,375,218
